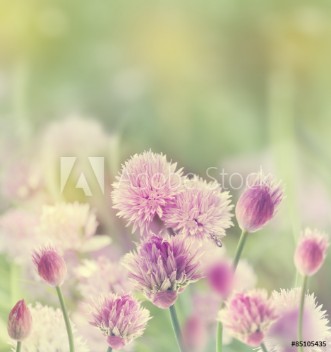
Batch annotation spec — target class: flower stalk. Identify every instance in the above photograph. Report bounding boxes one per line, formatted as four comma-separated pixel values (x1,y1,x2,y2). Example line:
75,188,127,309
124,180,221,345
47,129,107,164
169,304,185,352
298,275,308,352
260,342,269,352
216,320,223,352
16,341,22,352
216,229,248,352
56,286,75,352
233,230,248,270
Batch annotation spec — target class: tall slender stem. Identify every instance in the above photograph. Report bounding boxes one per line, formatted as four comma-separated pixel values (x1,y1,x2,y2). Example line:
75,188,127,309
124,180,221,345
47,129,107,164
107,347,112,352
169,304,185,352
16,341,22,352
216,229,248,352
233,230,247,270
56,286,75,352
298,276,308,352
260,342,269,352
216,319,223,352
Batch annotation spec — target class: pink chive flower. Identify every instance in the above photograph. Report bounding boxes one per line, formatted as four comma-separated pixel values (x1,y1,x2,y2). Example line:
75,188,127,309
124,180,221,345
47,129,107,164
294,228,329,276
7,300,32,341
111,151,183,235
218,289,277,347
206,260,234,299
235,172,283,233
90,294,150,349
124,235,204,309
163,177,233,246
33,247,67,287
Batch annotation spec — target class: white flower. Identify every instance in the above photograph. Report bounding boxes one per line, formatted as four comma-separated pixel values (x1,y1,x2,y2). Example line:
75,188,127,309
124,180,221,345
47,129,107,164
235,259,258,291
0,209,39,264
10,303,89,352
37,202,98,251
75,256,133,299
39,115,112,156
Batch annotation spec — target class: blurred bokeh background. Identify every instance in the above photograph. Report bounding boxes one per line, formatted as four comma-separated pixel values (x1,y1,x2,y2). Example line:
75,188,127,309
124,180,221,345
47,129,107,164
1,0,331,351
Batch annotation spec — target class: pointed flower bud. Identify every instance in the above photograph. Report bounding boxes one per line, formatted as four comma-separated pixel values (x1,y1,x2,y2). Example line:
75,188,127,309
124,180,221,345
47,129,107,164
7,300,32,341
236,172,283,233
294,228,329,276
33,247,67,286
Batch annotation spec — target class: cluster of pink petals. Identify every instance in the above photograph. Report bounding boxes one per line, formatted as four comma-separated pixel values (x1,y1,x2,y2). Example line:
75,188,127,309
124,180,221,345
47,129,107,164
236,172,283,232
124,234,204,308
294,228,329,276
33,247,67,287
218,289,277,347
112,151,183,235
163,177,233,246
90,294,150,349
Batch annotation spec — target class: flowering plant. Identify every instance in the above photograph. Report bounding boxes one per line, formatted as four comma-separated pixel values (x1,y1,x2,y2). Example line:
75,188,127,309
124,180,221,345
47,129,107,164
1,131,330,352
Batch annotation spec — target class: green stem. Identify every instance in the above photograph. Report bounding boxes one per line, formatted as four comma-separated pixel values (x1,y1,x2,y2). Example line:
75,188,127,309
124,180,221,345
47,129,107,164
298,276,308,352
216,320,223,352
16,341,22,352
107,347,112,352
233,230,248,270
260,342,269,352
56,286,75,352
169,304,185,352
216,229,248,352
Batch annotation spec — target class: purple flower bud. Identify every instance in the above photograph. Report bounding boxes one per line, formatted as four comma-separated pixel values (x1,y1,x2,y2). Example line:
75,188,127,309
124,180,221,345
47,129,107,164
294,229,329,276
33,247,67,286
207,260,234,299
7,300,32,341
235,172,283,232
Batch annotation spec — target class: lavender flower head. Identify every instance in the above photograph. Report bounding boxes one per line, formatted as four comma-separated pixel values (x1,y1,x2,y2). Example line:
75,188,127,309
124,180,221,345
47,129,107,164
112,151,183,235
124,234,204,309
90,294,150,349
163,177,233,246
294,228,329,276
218,289,277,347
236,171,283,233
